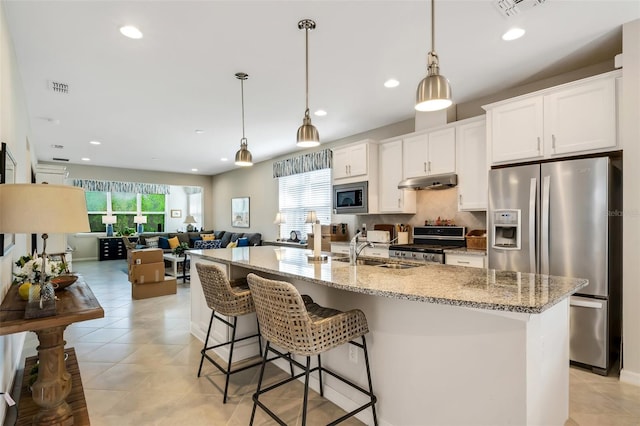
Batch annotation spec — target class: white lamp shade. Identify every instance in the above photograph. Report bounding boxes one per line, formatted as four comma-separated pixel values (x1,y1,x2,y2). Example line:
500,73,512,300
304,211,318,224
133,215,147,224
184,215,197,224
101,216,117,224
273,212,286,225
0,184,90,233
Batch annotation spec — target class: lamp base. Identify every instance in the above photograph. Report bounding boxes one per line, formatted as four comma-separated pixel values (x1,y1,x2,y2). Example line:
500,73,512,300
106,224,113,237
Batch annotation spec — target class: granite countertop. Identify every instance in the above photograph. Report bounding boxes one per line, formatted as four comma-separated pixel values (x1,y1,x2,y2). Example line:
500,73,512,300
443,247,487,256
189,246,587,314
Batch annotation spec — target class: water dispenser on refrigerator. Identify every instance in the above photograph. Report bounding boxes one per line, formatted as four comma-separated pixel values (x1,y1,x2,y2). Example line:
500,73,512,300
492,210,521,250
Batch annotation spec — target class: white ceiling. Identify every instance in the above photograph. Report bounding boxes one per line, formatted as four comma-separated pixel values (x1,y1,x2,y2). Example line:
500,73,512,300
4,0,639,176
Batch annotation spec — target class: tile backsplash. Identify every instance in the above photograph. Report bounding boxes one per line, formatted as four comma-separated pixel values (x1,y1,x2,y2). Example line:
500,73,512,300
348,188,486,238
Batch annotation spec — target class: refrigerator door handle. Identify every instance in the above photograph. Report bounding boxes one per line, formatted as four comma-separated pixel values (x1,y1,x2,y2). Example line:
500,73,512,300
570,299,604,309
529,178,537,273
541,175,551,275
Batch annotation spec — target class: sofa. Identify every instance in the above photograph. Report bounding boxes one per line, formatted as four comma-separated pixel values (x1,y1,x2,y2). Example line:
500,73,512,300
136,230,262,253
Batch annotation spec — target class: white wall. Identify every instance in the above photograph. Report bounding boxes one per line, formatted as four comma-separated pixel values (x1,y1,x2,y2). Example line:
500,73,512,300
0,1,33,421
621,19,640,386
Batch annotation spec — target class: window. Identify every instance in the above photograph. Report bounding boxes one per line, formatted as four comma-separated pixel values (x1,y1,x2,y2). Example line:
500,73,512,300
86,191,166,233
278,168,331,240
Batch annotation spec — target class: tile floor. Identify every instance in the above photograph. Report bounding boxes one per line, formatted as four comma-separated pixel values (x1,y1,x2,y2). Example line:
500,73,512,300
8,259,640,425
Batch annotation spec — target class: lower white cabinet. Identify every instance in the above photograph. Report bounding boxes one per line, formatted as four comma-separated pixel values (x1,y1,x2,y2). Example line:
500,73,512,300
362,245,390,258
331,243,350,255
445,253,486,269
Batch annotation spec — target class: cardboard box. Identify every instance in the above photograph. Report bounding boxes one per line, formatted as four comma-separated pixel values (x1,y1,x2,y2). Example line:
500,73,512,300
128,248,164,265
129,262,165,284
131,276,177,300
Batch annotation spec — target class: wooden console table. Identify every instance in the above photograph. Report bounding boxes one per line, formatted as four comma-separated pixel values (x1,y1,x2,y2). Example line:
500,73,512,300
0,277,104,425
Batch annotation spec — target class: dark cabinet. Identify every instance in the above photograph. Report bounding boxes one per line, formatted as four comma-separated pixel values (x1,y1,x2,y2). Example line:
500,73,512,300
99,237,137,261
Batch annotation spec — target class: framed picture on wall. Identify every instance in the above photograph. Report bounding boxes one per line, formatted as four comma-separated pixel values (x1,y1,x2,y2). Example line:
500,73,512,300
170,209,182,218
231,197,250,228
1,142,17,255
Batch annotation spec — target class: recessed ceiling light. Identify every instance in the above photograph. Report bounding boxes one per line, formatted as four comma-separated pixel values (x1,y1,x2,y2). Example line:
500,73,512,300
314,110,327,117
89,140,101,145
384,79,400,88
120,25,143,39
191,168,198,172
195,129,204,134
81,157,91,161
221,157,228,162
502,28,525,41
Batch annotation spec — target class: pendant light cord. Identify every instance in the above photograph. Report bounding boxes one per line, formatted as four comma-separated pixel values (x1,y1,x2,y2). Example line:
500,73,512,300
431,0,435,53
305,25,310,118
240,78,246,141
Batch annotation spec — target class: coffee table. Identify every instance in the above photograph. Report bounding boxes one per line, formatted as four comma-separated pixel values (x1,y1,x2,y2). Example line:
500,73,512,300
163,253,190,282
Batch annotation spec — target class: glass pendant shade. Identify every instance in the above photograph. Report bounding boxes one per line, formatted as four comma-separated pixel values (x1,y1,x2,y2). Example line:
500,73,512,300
235,138,253,167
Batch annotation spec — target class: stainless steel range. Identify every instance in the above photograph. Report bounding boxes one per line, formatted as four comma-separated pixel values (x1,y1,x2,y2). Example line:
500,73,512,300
389,226,466,263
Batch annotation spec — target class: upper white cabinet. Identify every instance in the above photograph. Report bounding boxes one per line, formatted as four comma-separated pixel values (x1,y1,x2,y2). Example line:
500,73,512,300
403,127,456,179
455,117,487,211
378,139,416,214
485,71,619,165
333,142,369,181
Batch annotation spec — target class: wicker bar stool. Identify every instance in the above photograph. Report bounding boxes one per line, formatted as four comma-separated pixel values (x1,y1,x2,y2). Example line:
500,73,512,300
247,273,378,426
195,263,264,403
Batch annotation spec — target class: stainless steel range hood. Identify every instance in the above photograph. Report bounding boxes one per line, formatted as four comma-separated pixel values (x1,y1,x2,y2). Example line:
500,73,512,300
398,173,458,190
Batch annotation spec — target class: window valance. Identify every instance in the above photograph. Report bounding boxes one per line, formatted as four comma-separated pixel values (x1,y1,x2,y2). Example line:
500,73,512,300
72,179,170,195
272,148,332,178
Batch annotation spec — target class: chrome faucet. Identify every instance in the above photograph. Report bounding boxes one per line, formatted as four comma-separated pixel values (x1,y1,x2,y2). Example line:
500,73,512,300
349,231,373,265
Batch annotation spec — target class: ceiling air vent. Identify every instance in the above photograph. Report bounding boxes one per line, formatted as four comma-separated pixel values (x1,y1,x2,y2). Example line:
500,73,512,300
495,0,547,17
47,80,69,94
52,157,69,162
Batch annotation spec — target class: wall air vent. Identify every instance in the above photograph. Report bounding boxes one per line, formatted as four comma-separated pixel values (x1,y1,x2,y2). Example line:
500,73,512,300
495,0,547,17
47,80,69,94
51,144,64,149
52,157,69,162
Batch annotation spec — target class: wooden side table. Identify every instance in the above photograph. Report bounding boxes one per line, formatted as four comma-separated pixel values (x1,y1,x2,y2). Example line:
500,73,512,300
0,278,104,425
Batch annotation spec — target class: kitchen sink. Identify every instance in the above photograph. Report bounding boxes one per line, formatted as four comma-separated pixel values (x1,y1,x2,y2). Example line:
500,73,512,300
332,257,419,269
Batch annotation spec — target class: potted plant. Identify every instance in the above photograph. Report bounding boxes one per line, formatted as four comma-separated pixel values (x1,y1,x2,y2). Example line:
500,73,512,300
173,242,189,257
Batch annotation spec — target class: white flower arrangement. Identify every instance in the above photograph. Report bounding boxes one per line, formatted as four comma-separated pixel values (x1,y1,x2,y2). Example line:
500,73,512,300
13,254,65,285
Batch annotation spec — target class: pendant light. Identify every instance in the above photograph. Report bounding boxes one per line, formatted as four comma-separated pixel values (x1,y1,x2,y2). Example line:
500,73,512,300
415,0,452,112
234,72,253,167
296,19,320,148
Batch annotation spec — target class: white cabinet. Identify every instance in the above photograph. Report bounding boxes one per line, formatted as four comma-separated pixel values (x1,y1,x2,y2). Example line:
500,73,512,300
362,245,389,258
485,71,619,165
445,253,485,269
456,118,487,211
378,139,416,214
403,127,456,179
333,142,369,181
331,243,350,255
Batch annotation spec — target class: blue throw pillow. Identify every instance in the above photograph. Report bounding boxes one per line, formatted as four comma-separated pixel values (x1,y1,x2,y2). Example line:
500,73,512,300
158,237,170,249
237,237,249,247
190,237,202,248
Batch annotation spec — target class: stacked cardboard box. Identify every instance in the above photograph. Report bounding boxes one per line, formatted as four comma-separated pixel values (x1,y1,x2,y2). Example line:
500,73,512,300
127,248,177,299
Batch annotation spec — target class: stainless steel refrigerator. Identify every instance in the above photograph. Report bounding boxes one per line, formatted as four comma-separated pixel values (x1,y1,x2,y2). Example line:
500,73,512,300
488,156,622,374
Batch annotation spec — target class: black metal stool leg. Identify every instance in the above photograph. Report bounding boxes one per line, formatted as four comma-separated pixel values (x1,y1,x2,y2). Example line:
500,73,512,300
250,341,271,426
222,316,239,403
256,318,263,358
301,355,312,426
197,310,215,377
317,354,324,397
362,335,378,426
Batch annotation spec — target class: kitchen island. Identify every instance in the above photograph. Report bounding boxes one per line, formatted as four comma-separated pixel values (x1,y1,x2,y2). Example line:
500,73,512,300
189,246,586,426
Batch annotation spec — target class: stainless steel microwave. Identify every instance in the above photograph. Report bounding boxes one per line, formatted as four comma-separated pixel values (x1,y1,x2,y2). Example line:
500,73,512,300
333,181,368,214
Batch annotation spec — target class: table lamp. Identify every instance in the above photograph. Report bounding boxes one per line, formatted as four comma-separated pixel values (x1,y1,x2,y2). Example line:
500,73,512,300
0,184,90,316
273,212,286,241
101,215,117,236
305,210,326,262
133,215,147,234
184,215,197,232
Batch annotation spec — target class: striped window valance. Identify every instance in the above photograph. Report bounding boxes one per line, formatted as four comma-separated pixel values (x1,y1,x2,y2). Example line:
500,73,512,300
272,148,332,178
72,179,170,195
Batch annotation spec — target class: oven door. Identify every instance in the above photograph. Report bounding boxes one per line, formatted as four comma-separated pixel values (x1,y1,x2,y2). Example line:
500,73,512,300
333,181,368,214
